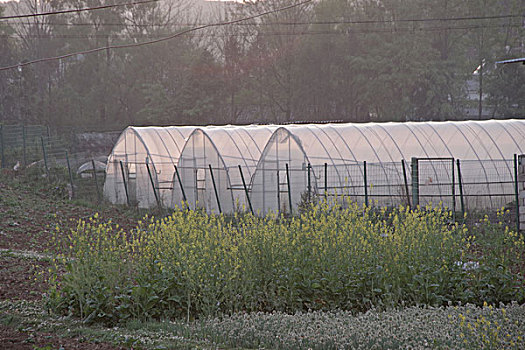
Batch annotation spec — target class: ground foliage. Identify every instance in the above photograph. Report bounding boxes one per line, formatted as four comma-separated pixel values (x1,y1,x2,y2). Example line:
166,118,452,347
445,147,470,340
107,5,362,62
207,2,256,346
2,299,524,349
47,201,525,325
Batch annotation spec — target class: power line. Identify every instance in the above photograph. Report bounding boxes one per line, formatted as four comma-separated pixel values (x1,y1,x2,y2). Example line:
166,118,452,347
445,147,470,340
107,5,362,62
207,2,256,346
0,0,313,72
0,0,160,20
1,23,521,40
7,21,173,28
293,13,523,25
4,13,522,27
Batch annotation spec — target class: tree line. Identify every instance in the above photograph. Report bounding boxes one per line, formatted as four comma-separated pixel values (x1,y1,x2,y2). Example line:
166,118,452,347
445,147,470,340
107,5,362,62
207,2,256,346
0,0,523,130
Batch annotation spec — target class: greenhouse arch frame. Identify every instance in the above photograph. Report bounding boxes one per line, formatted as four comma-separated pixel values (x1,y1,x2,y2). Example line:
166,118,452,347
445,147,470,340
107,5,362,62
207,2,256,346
104,119,525,214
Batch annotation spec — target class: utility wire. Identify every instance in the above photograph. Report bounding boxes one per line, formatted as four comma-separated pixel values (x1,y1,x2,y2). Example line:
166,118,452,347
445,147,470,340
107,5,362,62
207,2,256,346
1,23,521,40
0,0,313,72
4,13,522,26
299,13,523,25
0,0,160,20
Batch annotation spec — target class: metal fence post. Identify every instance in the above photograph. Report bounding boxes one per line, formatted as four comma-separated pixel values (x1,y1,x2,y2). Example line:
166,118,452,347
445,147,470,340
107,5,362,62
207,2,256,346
411,157,419,207
174,165,187,204
238,165,254,215
208,164,222,214
456,159,465,219
451,158,456,222
0,125,4,168
22,125,26,166
92,159,101,202
324,162,328,197
519,155,524,232
401,159,411,207
66,151,75,199
277,170,280,215
286,163,293,215
146,162,161,208
41,136,49,178
119,160,130,206
363,161,368,207
514,154,520,233
307,163,311,202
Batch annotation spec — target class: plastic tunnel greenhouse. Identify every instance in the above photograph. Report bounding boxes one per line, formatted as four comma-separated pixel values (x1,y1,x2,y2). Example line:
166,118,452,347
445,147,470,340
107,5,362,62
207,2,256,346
104,119,525,214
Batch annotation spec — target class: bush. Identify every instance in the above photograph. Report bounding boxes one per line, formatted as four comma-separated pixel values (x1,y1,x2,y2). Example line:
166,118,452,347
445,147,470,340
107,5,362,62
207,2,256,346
47,203,525,325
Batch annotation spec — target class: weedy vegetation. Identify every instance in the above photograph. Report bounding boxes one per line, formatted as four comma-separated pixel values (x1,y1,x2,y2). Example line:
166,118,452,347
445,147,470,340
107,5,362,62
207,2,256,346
2,299,524,349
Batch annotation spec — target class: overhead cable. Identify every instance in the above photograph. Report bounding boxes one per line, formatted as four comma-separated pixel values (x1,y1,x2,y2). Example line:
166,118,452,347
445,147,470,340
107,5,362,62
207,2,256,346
3,13,522,26
1,23,521,40
0,0,313,72
0,0,160,20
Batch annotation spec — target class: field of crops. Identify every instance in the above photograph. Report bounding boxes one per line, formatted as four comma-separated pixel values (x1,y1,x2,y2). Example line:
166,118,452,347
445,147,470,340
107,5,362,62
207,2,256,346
48,200,524,322
1,170,525,349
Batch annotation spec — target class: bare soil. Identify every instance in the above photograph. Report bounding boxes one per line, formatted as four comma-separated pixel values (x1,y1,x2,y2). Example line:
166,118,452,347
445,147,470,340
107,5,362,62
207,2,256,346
0,256,49,301
0,171,138,349
0,325,124,350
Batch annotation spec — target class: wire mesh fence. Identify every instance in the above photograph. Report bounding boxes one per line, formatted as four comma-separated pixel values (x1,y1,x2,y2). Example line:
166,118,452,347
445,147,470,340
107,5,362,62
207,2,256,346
417,158,455,211
0,125,49,168
1,125,105,204
145,158,521,216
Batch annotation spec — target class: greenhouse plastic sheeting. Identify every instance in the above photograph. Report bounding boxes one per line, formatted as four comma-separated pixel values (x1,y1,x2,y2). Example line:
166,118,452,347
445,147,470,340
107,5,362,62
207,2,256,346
103,119,525,213
103,126,196,208
174,125,277,212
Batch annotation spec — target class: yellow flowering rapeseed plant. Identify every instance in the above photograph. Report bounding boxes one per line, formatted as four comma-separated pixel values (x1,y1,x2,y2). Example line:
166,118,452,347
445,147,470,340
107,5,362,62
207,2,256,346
47,201,525,324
